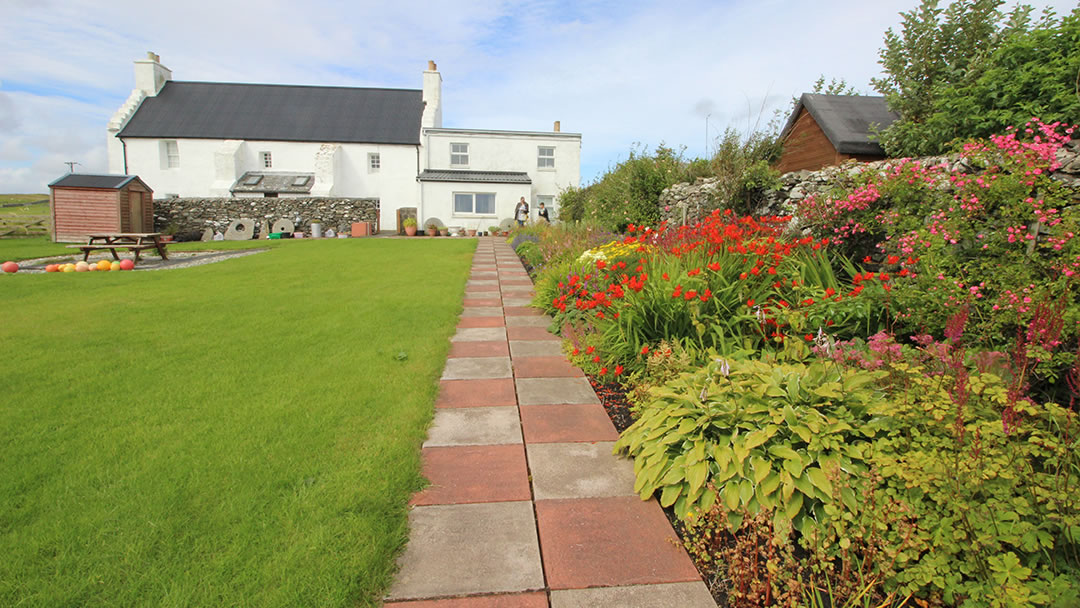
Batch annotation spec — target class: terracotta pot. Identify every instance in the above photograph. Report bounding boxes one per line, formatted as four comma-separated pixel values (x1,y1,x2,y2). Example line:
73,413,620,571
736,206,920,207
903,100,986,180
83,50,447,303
439,229,449,236
466,229,477,237
405,225,417,236
427,227,439,236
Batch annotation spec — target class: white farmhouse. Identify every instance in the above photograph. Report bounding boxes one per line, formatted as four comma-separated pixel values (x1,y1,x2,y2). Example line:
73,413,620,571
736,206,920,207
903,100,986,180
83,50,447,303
107,53,580,232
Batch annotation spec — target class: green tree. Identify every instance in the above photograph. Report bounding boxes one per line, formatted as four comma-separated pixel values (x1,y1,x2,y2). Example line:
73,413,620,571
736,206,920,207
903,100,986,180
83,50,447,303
871,0,1039,156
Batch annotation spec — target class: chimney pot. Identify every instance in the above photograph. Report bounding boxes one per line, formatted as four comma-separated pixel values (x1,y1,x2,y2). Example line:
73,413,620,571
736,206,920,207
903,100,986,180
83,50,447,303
428,60,437,71
553,120,561,132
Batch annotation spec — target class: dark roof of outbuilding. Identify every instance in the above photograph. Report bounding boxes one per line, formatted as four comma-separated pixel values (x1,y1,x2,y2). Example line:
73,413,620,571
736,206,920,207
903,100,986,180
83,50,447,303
49,174,144,189
781,94,899,155
417,169,532,184
231,172,315,194
118,81,424,145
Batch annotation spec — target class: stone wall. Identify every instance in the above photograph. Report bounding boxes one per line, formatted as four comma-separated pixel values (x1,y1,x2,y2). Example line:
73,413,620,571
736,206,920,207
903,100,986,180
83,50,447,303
152,197,379,239
659,138,1080,227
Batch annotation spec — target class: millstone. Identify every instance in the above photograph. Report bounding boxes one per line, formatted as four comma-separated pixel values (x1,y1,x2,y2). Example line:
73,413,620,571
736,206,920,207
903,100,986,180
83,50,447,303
224,218,256,240
272,218,295,233
200,227,214,242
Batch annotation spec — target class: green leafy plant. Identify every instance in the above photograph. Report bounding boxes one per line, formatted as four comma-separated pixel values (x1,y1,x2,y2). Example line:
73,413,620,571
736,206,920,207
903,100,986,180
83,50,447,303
402,217,417,228
614,342,888,531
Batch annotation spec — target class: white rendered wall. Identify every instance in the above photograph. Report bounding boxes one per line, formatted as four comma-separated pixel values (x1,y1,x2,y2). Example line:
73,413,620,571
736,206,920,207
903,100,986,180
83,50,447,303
420,181,531,230
424,129,581,221
120,138,419,231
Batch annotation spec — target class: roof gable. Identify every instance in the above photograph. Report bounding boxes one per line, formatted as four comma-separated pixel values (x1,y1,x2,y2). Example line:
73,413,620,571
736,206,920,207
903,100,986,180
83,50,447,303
49,174,148,190
781,94,898,156
118,81,423,145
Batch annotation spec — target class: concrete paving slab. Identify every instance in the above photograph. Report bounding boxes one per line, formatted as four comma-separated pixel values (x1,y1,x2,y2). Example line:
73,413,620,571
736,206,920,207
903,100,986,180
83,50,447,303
501,297,534,306
466,280,499,286
442,357,513,380
535,496,701,590
424,406,522,447
517,377,599,405
550,582,716,607
504,315,553,327
452,327,507,342
412,445,531,505
436,379,517,408
462,298,502,307
527,442,637,500
503,306,545,317
461,307,504,317
385,592,549,608
385,502,544,600
458,317,505,328
513,356,583,378
507,326,558,341
520,404,620,443
448,341,510,358
500,284,535,293
509,340,565,358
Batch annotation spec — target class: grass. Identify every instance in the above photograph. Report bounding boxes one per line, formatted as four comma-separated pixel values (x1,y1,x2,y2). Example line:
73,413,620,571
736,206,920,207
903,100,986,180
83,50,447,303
0,238,476,607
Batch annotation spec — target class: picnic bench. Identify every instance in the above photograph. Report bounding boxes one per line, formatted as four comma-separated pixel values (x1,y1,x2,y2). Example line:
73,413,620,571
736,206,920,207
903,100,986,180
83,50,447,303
66,233,171,262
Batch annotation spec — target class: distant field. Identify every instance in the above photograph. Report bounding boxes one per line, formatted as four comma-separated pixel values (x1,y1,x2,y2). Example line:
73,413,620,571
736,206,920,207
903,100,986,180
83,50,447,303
0,195,50,238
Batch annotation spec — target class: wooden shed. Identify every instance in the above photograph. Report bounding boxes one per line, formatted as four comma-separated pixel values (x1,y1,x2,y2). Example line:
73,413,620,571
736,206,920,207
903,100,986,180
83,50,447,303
775,94,898,174
48,174,154,242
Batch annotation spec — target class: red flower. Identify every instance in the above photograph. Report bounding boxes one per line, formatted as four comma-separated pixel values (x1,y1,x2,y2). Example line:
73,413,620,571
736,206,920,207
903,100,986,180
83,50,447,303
825,287,836,297
572,348,580,356
593,355,601,363
600,367,608,375
707,262,721,271
887,255,900,264
662,272,670,280
805,334,813,341
596,260,607,270
700,289,712,301
739,272,748,280
685,289,698,300
641,345,650,355
863,256,872,263
687,267,701,277
586,346,595,354
747,299,755,307
614,364,624,376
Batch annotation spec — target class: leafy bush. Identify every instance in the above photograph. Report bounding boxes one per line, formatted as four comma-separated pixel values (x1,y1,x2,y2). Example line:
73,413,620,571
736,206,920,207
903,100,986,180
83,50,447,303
615,343,887,530
515,241,544,270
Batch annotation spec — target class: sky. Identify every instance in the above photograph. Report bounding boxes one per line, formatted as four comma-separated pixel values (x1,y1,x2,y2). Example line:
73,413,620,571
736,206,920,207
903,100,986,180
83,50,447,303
0,0,1074,194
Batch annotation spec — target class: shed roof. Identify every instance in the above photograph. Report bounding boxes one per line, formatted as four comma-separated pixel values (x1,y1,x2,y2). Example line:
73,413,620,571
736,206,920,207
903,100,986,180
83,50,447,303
118,81,424,145
781,94,899,155
49,174,146,190
417,169,532,184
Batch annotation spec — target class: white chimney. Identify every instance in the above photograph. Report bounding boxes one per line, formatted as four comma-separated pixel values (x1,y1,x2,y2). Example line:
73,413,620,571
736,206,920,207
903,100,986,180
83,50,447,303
553,120,561,132
422,60,442,129
134,51,172,97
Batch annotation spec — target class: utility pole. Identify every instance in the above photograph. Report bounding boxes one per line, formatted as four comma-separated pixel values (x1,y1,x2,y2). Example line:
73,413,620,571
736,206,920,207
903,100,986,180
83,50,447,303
705,114,711,159
64,161,80,173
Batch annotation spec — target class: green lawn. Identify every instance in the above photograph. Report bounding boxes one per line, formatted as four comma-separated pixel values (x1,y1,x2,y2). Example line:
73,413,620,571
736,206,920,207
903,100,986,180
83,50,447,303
0,238,476,606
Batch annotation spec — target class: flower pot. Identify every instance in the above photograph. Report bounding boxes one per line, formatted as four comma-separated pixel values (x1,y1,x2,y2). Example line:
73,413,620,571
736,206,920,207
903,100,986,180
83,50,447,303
439,229,448,236
466,229,477,237
426,227,439,237
404,225,417,236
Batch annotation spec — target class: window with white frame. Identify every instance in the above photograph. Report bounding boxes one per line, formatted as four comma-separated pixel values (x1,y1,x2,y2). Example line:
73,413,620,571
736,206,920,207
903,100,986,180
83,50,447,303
368,152,381,172
537,146,555,169
453,192,495,215
537,195,555,219
260,151,272,168
162,140,180,169
450,143,469,166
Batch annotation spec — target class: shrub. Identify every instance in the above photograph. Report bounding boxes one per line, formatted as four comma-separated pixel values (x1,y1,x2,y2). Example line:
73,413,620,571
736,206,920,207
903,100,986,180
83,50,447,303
515,241,544,270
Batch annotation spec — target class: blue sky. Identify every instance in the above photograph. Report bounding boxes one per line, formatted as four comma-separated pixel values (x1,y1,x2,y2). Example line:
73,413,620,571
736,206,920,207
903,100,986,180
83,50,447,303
0,0,1073,194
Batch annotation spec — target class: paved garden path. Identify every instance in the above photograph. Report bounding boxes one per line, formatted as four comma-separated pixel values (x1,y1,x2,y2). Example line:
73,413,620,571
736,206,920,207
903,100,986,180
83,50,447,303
384,238,715,607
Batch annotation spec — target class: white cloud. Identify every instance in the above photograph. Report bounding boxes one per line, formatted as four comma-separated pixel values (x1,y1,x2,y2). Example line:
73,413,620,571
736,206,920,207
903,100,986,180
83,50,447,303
0,0,1074,192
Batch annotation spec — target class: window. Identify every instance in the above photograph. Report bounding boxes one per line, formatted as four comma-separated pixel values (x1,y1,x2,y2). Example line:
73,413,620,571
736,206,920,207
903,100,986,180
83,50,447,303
450,143,469,166
162,140,179,169
260,151,272,168
537,195,555,219
368,153,380,172
244,175,263,186
291,175,310,187
537,146,555,169
453,192,495,215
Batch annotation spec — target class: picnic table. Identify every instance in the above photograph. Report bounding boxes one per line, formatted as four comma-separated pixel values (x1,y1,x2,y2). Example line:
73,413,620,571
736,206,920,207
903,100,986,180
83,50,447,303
67,233,171,262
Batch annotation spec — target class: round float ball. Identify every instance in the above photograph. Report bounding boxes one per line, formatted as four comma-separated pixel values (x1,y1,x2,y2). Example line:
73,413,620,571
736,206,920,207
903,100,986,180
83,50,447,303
1,261,18,273
62,264,76,273
96,259,112,271
45,264,59,273
119,259,135,271
110,262,121,271
75,261,89,272
88,265,98,272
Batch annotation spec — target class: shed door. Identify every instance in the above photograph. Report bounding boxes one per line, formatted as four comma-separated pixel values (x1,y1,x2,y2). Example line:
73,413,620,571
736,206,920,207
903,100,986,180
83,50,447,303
128,191,143,232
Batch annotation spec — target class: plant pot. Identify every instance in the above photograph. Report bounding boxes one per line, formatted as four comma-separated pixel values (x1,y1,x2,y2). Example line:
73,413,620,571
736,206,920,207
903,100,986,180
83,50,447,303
466,229,477,237
427,227,439,237
439,229,448,236
404,225,417,236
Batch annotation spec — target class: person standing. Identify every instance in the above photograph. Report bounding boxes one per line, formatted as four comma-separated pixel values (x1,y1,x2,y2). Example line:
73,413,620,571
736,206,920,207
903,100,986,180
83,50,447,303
514,197,530,226
538,202,550,223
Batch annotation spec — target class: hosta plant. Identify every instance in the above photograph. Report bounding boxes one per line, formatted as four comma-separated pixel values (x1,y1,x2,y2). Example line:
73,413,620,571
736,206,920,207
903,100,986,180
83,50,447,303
614,341,888,532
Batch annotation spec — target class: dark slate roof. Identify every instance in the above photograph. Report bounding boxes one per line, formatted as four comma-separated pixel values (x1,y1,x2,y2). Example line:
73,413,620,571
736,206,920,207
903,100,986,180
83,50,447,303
49,174,142,189
231,172,315,194
418,170,532,184
781,94,899,155
118,81,423,145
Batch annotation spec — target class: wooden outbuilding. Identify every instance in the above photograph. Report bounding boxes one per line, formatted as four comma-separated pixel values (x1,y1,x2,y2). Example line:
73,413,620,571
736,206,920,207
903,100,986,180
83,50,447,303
775,94,898,173
49,174,154,242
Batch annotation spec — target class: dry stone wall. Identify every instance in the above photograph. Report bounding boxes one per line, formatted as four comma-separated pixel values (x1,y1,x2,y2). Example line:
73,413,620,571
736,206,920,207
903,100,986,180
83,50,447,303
153,197,379,240
659,139,1080,227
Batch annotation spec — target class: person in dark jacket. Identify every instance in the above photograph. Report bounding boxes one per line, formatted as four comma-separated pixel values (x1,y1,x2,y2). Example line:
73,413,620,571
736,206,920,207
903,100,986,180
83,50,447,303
537,202,550,223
